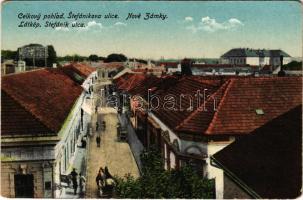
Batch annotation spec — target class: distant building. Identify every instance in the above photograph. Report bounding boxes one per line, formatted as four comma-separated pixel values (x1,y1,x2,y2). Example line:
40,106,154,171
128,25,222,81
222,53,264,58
191,64,253,76
113,68,135,80
157,62,181,74
1,60,42,76
18,44,48,67
125,58,155,69
1,60,16,75
220,48,291,66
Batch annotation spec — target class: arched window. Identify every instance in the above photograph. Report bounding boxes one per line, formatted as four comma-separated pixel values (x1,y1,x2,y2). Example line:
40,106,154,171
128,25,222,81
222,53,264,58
184,145,203,155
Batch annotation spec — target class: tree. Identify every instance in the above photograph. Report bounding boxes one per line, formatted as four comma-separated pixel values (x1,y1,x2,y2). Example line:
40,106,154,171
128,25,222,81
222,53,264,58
72,54,86,62
1,50,17,61
98,56,106,61
104,53,127,62
57,55,74,62
283,61,302,70
47,45,57,67
88,54,99,62
114,146,215,198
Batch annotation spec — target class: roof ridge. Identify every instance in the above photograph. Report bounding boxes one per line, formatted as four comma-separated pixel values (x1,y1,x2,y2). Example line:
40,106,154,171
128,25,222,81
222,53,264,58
175,79,231,131
205,79,235,134
126,75,137,91
2,68,46,77
183,76,218,88
127,74,146,91
1,88,55,133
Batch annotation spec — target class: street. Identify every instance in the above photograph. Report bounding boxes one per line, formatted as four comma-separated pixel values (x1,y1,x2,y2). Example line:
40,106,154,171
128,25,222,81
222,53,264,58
85,88,140,198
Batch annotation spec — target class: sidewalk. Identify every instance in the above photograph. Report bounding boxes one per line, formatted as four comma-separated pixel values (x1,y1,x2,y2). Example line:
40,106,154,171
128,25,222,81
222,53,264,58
118,113,144,173
59,144,87,198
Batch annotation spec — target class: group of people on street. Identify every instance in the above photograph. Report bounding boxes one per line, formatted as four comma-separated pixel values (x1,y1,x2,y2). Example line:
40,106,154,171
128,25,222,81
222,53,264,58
69,168,86,196
95,166,113,189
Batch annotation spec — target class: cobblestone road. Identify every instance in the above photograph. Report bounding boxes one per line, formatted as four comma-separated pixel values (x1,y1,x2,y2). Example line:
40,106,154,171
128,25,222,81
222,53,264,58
85,107,140,198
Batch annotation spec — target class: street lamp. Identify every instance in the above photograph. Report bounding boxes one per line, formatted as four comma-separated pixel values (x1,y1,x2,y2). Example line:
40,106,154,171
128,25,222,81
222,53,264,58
29,49,36,67
100,88,104,107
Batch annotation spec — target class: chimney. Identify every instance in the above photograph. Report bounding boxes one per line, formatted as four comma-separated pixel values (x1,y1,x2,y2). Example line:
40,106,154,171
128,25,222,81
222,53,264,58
278,55,286,77
181,58,193,76
280,55,283,66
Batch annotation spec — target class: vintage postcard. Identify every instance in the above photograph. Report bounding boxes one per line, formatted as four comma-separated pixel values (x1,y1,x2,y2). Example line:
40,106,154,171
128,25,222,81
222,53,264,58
1,0,302,199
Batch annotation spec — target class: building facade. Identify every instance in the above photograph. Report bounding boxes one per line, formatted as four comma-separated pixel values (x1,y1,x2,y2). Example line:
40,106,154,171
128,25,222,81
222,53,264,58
18,44,48,60
221,48,291,66
114,73,302,199
1,63,96,198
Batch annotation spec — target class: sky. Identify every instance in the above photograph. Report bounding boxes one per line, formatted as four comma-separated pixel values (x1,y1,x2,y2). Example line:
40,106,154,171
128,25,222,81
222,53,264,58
1,1,302,59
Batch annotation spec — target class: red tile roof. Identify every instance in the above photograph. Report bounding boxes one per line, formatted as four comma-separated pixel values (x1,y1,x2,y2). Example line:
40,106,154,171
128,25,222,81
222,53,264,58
205,77,302,135
2,68,83,135
114,73,146,92
128,75,161,97
65,62,96,78
114,72,134,87
175,80,230,133
132,68,165,73
152,76,223,132
157,62,179,68
213,105,302,198
114,74,302,137
97,62,125,70
2,91,53,135
152,76,302,136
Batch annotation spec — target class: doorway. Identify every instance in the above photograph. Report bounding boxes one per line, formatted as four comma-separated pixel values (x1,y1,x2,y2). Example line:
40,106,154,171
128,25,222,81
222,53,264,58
14,174,34,197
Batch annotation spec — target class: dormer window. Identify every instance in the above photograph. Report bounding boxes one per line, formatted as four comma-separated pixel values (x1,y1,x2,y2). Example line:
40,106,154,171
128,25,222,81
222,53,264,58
255,109,264,115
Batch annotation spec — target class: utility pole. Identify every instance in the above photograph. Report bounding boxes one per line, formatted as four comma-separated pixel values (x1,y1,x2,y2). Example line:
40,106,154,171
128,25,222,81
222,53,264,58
45,46,48,67
32,49,36,67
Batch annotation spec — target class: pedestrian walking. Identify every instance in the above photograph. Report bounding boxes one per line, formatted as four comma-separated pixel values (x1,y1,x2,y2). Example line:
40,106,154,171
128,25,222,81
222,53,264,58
104,166,113,179
79,173,86,196
95,106,98,114
96,135,101,147
81,137,87,148
96,121,99,131
70,168,78,195
100,167,106,186
96,171,102,188
102,121,106,131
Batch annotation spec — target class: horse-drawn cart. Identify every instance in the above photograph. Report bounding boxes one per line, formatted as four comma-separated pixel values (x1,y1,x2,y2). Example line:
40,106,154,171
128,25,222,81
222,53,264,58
98,178,116,198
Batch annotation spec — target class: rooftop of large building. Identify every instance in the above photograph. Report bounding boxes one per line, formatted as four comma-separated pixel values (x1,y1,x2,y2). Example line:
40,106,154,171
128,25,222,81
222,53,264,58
1,64,95,136
114,74,302,138
62,62,96,84
221,48,291,58
178,76,301,135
